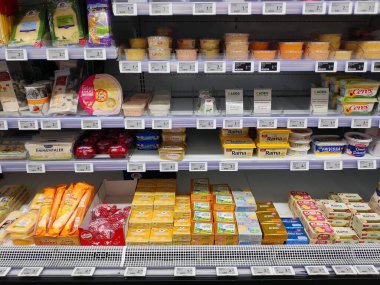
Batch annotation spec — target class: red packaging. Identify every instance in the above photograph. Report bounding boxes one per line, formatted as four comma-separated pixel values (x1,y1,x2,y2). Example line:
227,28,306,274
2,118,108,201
76,145,96,159
109,144,128,158
96,139,114,154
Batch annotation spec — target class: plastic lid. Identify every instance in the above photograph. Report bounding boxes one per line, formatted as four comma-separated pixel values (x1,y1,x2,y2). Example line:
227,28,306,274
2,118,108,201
312,135,346,146
289,138,312,144
289,146,310,151
344,132,373,143
339,97,378,103
222,137,256,148
257,129,291,134
256,142,290,148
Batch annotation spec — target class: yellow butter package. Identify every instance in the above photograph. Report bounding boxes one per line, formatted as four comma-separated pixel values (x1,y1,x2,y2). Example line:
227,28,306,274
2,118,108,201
152,211,174,228
191,222,214,243
192,211,213,222
129,210,153,229
7,211,38,235
149,227,173,245
214,211,235,223
154,194,175,211
174,204,191,219
173,226,191,242
214,222,238,245
157,179,177,188
29,192,45,211
176,195,190,205
125,228,150,245
214,195,235,212
154,192,176,199
132,195,154,211
174,218,191,227
192,201,212,211
134,191,155,196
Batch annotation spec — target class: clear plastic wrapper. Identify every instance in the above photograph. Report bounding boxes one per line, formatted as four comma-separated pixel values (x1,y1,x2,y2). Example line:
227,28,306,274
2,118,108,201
87,0,112,47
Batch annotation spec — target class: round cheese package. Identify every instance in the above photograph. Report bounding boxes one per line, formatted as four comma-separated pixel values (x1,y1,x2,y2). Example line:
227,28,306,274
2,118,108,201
79,74,122,116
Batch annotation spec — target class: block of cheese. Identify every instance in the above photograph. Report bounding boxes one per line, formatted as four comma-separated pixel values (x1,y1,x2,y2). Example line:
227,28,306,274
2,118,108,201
128,210,153,229
125,228,150,245
152,211,174,228
0,211,23,243
337,193,364,203
132,194,154,211
149,227,172,245
174,218,191,227
321,202,352,220
173,226,191,242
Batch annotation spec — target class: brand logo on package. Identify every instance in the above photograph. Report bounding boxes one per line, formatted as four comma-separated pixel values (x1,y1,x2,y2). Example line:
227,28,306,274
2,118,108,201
349,88,376,96
81,232,93,240
345,105,370,112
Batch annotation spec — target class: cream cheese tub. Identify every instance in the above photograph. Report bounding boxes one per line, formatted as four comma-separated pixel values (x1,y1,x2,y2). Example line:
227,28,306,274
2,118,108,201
312,135,346,155
256,142,289,159
222,137,256,158
344,132,372,157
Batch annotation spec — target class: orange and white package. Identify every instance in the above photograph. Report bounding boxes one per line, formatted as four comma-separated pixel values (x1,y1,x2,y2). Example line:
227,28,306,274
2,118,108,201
29,191,45,211
35,187,56,236
46,184,67,234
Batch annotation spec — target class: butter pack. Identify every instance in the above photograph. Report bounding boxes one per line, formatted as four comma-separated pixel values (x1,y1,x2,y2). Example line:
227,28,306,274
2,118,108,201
125,228,150,245
235,212,258,223
237,221,262,243
154,194,175,211
321,202,352,220
213,195,235,212
352,213,380,231
175,195,190,205
257,211,282,223
260,222,288,245
337,193,364,203
347,202,373,214
191,222,214,244
152,211,174,228
192,201,212,211
132,194,154,211
173,226,191,242
174,217,191,227
192,211,213,222
328,219,351,227
256,201,276,213
191,186,211,202
149,227,173,245
233,192,257,212
174,204,191,219
129,210,153,229
333,227,359,242
211,184,231,196
214,211,235,223
304,221,335,241
300,210,327,224
214,222,238,245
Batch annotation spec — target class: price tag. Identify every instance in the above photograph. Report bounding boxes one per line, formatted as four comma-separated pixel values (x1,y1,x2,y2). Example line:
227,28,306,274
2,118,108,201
125,119,145,129
250,266,274,276
18,120,38,130
0,267,11,277
74,163,94,173
127,163,146,173
81,119,101,130
5,49,27,61
197,119,216,129
205,61,226,73
345,61,367,72
148,61,170,73
303,1,327,15
233,62,254,73
318,118,338,129
177,62,198,73
329,1,353,14
40,119,61,130
114,3,137,16
174,267,196,277
324,161,343,171
71,267,95,277
46,48,69,61
351,118,371,128
0,120,8,130
354,1,378,14
223,119,242,129
216,267,238,277
290,161,310,171
18,267,44,277
287,118,307,129
152,119,172,129
332,265,357,275
358,160,377,170
257,118,277,129
305,266,330,276
124,267,147,277
189,162,208,172
149,3,173,15
228,2,251,15
219,162,238,172
119,61,142,73
315,61,337,73
263,2,286,15
371,61,380,72
193,2,216,15
259,61,280,73
273,266,295,276
26,163,46,174
354,265,379,275
160,162,178,172
84,48,106,60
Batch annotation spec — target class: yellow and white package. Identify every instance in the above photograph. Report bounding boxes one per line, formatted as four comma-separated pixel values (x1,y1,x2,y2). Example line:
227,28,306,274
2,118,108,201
7,211,38,245
192,211,212,222
213,195,235,212
0,211,23,243
125,228,150,245
152,211,174,228
128,210,153,229
149,227,173,245
173,226,191,242
132,195,154,211
191,222,214,245
214,222,238,245
154,193,175,211
175,195,190,205
29,192,45,211
222,137,256,158
174,218,191,227
174,204,191,219
214,212,235,223
340,79,380,99
192,201,212,212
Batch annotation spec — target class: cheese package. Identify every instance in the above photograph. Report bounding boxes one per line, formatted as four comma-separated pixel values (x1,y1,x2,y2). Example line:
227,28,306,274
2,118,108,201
237,221,262,244
0,211,23,243
79,74,122,116
152,211,174,228
154,194,175,211
321,202,352,219
235,212,257,223
352,213,380,231
354,229,380,239
315,199,336,210
174,204,191,219
87,0,112,47
211,184,231,196
337,193,364,203
191,222,214,244
333,227,359,242
192,201,212,212
173,226,191,242
125,228,150,245
214,222,238,245
233,192,257,212
260,222,288,245
192,211,212,222
7,211,38,235
327,219,350,227
132,195,154,211
214,211,235,223
128,210,153,229
304,221,335,241
10,7,46,47
175,195,190,205
0,185,29,212
292,201,319,216
35,187,56,236
29,192,45,211
48,0,85,46
257,211,282,223
149,227,172,245
256,201,276,213
288,191,313,209
0,62,20,112
214,195,235,212
174,218,191,227
347,202,373,214
300,210,327,224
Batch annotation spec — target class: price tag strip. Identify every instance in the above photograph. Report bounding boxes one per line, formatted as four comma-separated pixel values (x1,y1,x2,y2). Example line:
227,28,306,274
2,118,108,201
263,2,286,15
290,161,310,171
259,61,280,73
127,163,146,173
216,267,238,277
26,163,46,174
257,118,277,129
329,1,353,14
358,160,377,170
305,266,330,276
250,266,274,276
205,61,226,73
152,119,172,129
149,2,173,15
315,61,337,73
354,1,378,14
345,61,367,73
272,266,295,276
197,119,216,129
228,2,251,15
219,162,238,172
0,120,8,130
324,161,343,171
5,48,28,61
177,61,198,73
18,267,44,277
74,163,94,173
354,265,379,275
40,119,61,130
81,119,101,130
332,265,357,275
119,61,142,73
303,1,327,15
125,119,145,129
318,118,339,129
71,267,96,277
287,118,307,129
0,267,11,277
351,118,371,128
232,61,254,73
148,61,170,73
223,119,243,129
18,119,39,130
124,267,147,277
84,48,106,60
174,267,196,277
371,61,380,72
193,2,216,15
160,162,178,172
46,48,69,61
189,162,208,172
113,3,137,16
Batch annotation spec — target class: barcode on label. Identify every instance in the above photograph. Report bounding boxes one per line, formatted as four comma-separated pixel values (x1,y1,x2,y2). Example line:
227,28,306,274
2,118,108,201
149,3,173,15
40,119,61,130
177,62,198,73
18,267,44,277
114,3,137,16
250,266,274,276
197,119,216,129
152,119,172,129
351,118,371,128
0,120,8,130
71,267,95,277
305,266,329,275
324,161,343,171
174,267,196,277
273,266,295,276
26,163,46,174
290,161,309,171
358,160,377,170
354,1,378,14
160,162,178,172
84,48,106,60
148,61,170,73
332,265,357,275
263,2,286,15
81,119,101,130
287,118,307,129
74,163,94,173
228,2,251,15
219,162,238,172
5,49,27,61
216,267,238,276
0,267,11,277
125,119,145,129
257,118,277,129
46,48,69,61
124,267,147,277
354,265,379,275
189,162,208,172
329,1,353,14
119,61,142,73
193,2,216,15
205,61,226,73
223,119,243,129
127,163,146,173
18,120,39,130
318,118,338,128
303,1,326,14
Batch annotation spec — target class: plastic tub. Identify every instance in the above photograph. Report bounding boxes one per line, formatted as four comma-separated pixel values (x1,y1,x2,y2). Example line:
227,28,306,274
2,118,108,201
148,48,171,60
256,142,289,159
289,128,313,140
344,132,372,157
250,41,269,50
279,42,304,51
159,143,186,161
222,137,256,159
340,79,380,99
289,138,311,148
162,133,186,144
329,50,352,60
125,49,145,60
304,49,329,60
129,38,147,49
200,39,220,50
177,39,196,49
287,146,310,157
369,139,380,157
148,36,171,48
176,49,197,60
252,50,276,60
149,100,171,116
318,34,341,50
337,97,377,116
279,50,303,60
257,129,291,144
225,41,249,51
343,41,358,51
122,100,146,116
225,50,249,60
200,49,219,59
225,33,249,42
305,42,330,51
312,135,346,155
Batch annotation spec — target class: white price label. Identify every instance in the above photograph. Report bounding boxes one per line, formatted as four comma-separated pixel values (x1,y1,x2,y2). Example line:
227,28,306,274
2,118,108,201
26,163,46,174
119,61,142,73
46,48,69,61
305,266,329,276
152,119,172,129
259,61,280,73
81,119,101,130
189,162,208,172
250,266,274,276
324,161,343,171
197,119,216,129
71,267,95,277
303,1,327,14
273,266,295,276
345,61,367,72
193,2,216,15
40,119,61,130
287,118,307,129
160,162,178,172
0,267,11,277
127,163,146,173
5,49,27,61
124,267,147,277
315,61,337,73
125,119,145,129
0,120,8,130
371,61,380,72
84,48,106,60
74,163,94,173
18,267,44,277
332,265,357,275
149,3,173,15
290,161,309,171
358,160,377,170
219,162,238,172
233,62,254,73
174,267,196,277
223,119,243,129
216,267,238,277
263,2,286,15
18,120,39,130
257,118,277,129
318,118,338,128
354,265,379,275
205,61,226,73
354,1,378,14
177,62,198,73
148,61,170,73
329,1,353,14
351,118,371,128
114,3,137,16
228,2,251,15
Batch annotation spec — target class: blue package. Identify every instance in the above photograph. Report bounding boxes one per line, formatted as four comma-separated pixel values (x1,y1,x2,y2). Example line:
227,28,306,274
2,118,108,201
136,140,160,150
286,229,309,244
135,131,160,141
282,221,304,230
281,218,301,223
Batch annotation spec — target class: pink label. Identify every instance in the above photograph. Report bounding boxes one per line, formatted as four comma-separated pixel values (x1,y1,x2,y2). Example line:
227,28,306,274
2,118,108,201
296,201,319,211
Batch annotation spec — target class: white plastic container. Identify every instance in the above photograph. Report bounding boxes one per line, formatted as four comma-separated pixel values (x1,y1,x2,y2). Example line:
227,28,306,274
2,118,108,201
290,128,313,140
369,139,380,157
289,138,311,148
344,132,372,157
312,135,346,155
287,146,310,157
